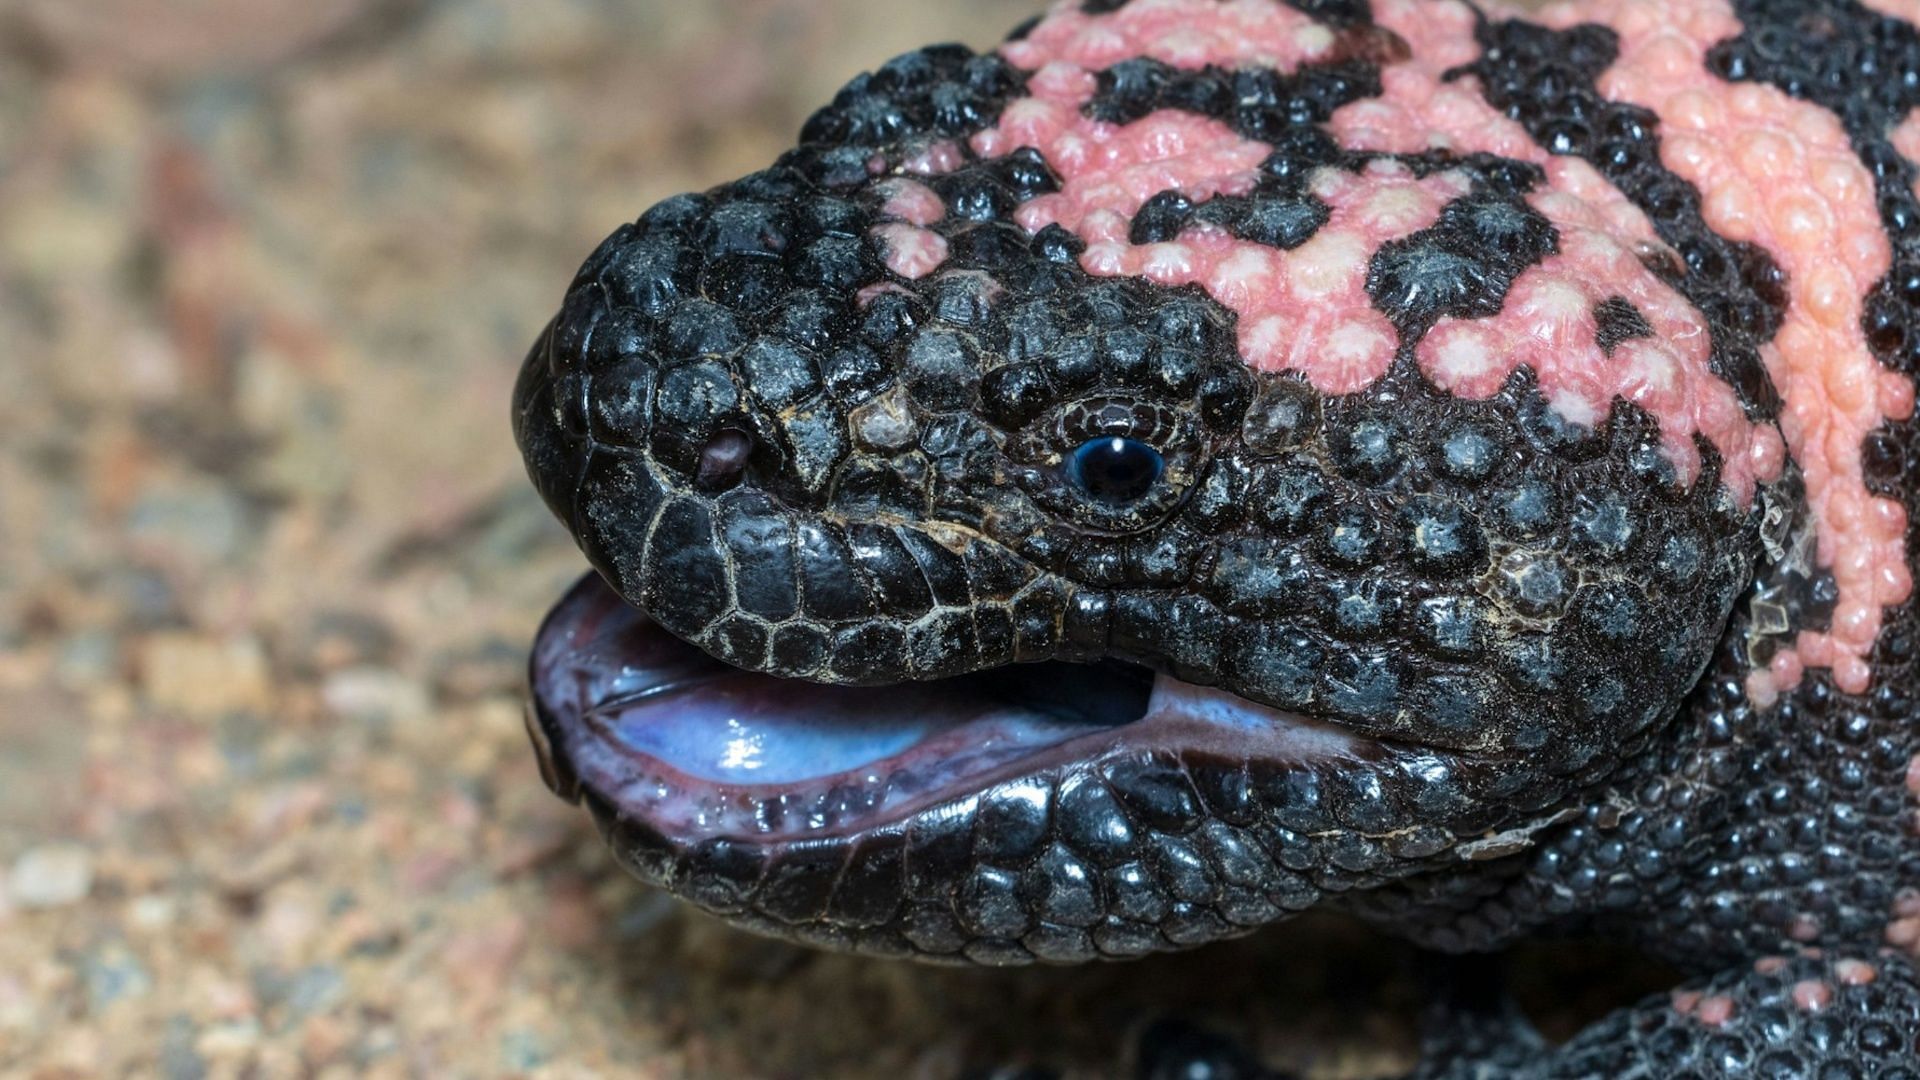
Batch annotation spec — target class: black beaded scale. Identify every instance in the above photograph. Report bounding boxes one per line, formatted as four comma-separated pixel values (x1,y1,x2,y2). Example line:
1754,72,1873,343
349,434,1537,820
513,1,1920,1075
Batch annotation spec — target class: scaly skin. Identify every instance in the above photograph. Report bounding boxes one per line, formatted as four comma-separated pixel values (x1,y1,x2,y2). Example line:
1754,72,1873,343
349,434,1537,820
512,0,1920,1074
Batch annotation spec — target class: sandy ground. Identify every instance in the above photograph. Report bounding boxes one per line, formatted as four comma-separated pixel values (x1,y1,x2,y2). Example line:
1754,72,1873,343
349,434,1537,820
0,1,1652,1076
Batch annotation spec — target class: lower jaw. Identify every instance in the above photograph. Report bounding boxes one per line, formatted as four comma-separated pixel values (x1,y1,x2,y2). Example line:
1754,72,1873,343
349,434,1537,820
522,572,1511,963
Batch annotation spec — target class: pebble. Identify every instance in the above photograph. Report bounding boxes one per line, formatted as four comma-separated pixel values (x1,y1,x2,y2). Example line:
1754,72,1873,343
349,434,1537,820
282,965,347,1019
500,1029,551,1070
197,1018,264,1059
140,633,273,719
125,482,250,565
84,944,154,1010
8,843,95,909
160,1016,210,1080
321,667,432,725
0,974,36,1031
130,894,179,930
54,630,119,686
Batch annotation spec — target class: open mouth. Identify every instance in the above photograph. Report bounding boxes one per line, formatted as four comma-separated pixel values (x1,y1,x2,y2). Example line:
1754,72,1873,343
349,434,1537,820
527,572,1365,846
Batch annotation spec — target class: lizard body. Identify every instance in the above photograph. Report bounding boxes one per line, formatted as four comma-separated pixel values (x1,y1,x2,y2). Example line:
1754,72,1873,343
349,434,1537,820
514,1,1920,1073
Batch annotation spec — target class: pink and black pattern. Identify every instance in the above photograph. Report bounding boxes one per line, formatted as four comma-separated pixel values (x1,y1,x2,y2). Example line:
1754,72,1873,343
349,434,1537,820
512,1,1920,1075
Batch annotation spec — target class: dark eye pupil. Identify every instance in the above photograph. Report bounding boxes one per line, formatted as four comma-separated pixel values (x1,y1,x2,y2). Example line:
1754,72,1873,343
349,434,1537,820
1071,437,1163,506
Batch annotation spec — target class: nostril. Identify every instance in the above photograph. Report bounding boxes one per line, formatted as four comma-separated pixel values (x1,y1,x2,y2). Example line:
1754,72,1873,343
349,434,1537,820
695,428,755,490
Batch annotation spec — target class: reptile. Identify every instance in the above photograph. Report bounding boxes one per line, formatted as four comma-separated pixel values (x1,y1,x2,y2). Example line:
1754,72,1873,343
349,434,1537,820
511,0,1920,1074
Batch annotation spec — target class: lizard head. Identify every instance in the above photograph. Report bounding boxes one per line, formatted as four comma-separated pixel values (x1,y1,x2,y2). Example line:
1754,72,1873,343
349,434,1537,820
514,35,1780,962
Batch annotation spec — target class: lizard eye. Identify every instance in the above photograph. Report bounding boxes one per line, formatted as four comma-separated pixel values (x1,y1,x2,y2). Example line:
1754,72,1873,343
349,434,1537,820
1018,396,1196,533
1070,436,1164,505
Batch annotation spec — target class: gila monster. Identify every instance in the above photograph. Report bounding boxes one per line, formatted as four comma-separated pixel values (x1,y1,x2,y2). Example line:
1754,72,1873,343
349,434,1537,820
513,0,1920,1074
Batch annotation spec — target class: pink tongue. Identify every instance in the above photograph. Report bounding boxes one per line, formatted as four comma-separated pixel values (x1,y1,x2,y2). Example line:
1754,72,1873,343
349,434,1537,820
598,672,1111,784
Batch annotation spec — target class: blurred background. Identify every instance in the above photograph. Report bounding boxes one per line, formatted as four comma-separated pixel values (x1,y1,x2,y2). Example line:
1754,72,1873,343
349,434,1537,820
0,1,1635,1076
